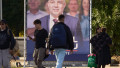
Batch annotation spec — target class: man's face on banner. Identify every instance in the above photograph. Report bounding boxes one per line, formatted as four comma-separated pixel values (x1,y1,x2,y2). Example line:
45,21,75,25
82,0,89,12
48,0,66,16
28,0,40,10
68,0,78,12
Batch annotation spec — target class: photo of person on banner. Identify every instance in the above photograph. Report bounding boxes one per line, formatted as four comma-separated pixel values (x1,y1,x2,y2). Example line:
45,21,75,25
27,0,48,37
67,0,79,18
40,0,78,36
80,0,90,40
76,0,90,54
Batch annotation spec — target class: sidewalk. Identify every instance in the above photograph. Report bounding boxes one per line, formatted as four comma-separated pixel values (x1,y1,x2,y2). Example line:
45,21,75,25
11,57,120,68
19,66,120,68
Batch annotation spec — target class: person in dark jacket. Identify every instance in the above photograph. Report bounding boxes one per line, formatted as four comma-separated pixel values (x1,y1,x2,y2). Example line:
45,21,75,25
0,19,15,68
90,27,112,68
90,27,101,54
90,27,101,68
49,14,74,68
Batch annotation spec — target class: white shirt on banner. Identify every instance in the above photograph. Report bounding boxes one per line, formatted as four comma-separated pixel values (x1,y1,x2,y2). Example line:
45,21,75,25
49,15,58,32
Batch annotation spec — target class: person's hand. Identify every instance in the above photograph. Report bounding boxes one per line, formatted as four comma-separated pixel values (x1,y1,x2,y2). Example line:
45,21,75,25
27,35,33,40
9,50,13,55
70,50,73,54
51,50,54,55
46,49,49,55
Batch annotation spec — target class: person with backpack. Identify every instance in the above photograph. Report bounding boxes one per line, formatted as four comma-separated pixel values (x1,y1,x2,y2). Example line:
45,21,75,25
49,14,74,68
28,19,49,68
0,19,15,68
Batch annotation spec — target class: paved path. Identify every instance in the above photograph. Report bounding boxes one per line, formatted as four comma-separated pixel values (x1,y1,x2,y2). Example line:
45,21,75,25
11,57,120,68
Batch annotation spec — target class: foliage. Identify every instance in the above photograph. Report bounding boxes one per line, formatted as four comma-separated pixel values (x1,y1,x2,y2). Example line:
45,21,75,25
2,0,24,37
92,0,120,56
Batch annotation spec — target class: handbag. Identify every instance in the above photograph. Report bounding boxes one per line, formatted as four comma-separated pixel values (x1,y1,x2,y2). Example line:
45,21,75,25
88,54,97,67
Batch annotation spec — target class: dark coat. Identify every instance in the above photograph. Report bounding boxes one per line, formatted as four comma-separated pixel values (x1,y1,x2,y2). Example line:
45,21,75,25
49,22,74,50
0,28,15,50
90,32,112,65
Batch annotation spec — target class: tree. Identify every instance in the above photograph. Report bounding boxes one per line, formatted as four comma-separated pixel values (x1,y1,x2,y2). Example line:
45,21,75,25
2,0,24,37
92,0,120,56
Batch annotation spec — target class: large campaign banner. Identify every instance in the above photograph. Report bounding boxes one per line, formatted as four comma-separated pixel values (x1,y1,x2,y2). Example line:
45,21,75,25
26,0,90,61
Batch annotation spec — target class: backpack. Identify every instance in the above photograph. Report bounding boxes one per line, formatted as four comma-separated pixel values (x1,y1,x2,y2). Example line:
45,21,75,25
7,29,19,55
49,23,67,48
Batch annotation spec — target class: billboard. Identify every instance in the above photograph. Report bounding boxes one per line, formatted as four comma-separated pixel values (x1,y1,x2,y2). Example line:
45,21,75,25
26,0,90,61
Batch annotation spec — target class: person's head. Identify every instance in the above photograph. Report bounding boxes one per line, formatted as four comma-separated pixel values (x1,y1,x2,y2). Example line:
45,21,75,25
79,0,89,20
68,0,79,13
0,19,8,30
33,19,41,29
44,1,50,14
82,0,89,13
58,14,65,22
47,0,66,18
28,0,41,11
96,26,101,34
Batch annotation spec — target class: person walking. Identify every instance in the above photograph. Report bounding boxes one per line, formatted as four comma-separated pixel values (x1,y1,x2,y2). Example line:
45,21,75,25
28,19,49,68
49,14,74,68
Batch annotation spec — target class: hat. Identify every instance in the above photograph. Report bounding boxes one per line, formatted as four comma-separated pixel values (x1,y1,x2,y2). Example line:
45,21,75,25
0,19,7,24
